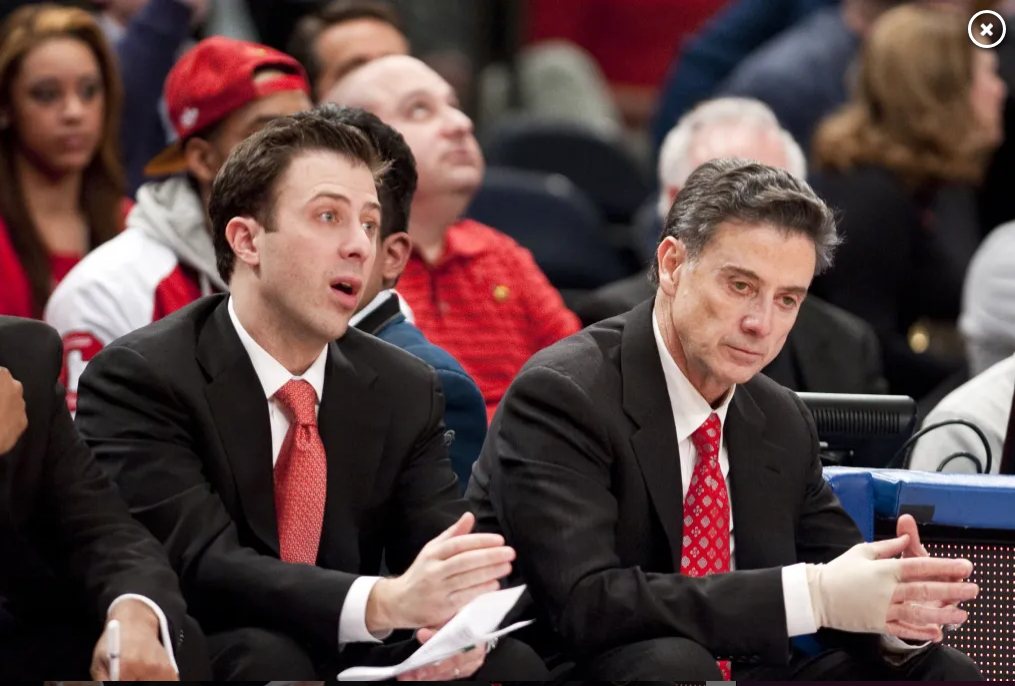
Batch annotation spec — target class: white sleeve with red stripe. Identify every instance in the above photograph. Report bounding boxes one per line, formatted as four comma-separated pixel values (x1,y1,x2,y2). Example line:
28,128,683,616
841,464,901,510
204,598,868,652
44,230,178,411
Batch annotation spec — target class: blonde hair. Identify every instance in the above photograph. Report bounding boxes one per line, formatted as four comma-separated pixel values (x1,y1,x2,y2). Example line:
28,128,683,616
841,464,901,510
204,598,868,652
0,4,124,315
813,4,988,188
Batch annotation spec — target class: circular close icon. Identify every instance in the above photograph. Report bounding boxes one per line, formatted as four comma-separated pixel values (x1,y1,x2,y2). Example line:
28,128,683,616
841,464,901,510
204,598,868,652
969,10,1006,49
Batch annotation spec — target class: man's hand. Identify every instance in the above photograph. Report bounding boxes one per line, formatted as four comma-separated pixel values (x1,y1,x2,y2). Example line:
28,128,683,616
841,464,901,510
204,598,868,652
0,367,27,455
806,534,978,641
90,599,178,681
366,513,514,633
397,628,487,681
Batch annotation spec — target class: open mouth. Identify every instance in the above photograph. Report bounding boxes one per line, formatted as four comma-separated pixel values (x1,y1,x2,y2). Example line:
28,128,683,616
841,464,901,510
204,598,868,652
332,281,356,296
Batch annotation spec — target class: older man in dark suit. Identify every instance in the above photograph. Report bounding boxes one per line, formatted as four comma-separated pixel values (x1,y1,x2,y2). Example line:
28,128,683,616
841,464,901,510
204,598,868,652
0,316,211,680
468,159,982,681
577,96,886,395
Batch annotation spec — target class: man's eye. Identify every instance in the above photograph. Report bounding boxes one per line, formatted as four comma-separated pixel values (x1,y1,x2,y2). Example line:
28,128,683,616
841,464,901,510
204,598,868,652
319,211,336,222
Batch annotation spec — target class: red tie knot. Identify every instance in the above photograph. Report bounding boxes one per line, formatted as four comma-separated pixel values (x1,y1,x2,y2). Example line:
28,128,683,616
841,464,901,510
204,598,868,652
691,412,722,463
274,379,318,427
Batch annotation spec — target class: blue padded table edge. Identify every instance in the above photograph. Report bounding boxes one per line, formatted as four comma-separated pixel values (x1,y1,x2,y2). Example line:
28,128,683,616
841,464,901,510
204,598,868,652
822,466,875,541
868,469,1015,530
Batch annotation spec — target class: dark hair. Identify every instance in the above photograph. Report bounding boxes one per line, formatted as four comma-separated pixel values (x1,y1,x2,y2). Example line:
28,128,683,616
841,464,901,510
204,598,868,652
209,108,387,282
288,0,403,97
652,158,839,283
314,103,417,238
0,4,125,316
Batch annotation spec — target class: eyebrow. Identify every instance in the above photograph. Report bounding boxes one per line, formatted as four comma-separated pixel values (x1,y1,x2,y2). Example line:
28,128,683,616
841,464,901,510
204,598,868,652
310,191,381,214
398,87,458,107
720,265,809,296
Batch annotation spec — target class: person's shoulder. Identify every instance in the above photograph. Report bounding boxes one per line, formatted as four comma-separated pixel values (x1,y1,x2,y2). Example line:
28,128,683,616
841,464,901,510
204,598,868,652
382,320,470,377
0,316,60,357
341,324,441,387
724,7,846,88
743,371,809,419
452,219,528,256
0,316,62,382
517,312,623,390
49,228,177,307
798,296,874,343
931,355,1015,419
103,294,221,361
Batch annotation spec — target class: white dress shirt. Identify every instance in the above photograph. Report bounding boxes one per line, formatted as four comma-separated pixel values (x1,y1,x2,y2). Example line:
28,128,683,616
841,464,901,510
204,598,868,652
651,313,818,637
227,297,386,646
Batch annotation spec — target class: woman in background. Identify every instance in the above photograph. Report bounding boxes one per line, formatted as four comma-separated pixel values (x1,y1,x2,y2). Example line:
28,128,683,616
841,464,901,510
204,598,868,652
809,3,1006,402
0,4,124,318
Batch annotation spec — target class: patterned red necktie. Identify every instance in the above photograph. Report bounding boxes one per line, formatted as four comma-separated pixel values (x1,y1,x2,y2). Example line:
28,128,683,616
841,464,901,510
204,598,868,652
681,412,732,680
273,379,327,565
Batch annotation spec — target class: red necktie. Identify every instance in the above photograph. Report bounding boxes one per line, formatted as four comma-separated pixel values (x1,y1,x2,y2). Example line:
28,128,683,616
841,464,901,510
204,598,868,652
681,412,732,680
273,379,327,565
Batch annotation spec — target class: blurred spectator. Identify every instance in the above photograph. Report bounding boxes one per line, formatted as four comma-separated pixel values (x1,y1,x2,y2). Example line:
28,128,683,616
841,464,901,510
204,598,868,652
45,37,311,409
0,4,125,319
526,0,729,128
576,97,886,394
959,222,1015,376
288,0,409,103
717,0,910,152
810,4,1006,400
97,0,207,195
332,105,487,492
329,55,582,418
908,352,1015,474
650,0,835,154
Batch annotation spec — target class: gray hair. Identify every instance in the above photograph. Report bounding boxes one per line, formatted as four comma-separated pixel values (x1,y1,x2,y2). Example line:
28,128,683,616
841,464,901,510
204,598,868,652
651,158,840,283
657,97,806,219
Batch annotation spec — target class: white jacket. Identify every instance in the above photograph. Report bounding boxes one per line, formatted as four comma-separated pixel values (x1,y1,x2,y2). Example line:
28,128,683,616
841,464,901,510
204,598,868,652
45,176,227,410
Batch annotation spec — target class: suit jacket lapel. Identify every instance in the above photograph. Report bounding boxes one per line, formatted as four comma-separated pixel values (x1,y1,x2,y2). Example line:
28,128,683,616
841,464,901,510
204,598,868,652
197,300,280,555
725,387,786,570
316,333,385,569
621,300,686,563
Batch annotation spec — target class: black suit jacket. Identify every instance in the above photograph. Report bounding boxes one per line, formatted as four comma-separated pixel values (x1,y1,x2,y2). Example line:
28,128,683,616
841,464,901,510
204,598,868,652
467,299,871,665
574,270,887,394
0,317,191,651
75,295,466,655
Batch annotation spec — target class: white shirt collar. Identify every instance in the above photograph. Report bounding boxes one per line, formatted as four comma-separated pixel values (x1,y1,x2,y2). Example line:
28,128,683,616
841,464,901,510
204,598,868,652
349,289,393,328
652,309,735,443
349,289,416,328
227,297,328,402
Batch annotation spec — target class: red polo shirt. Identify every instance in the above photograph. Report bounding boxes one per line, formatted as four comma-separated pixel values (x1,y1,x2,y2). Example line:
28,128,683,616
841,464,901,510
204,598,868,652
398,219,582,420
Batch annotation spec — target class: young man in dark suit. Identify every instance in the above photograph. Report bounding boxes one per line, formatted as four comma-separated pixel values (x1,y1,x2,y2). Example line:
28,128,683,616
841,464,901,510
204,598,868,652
467,159,983,681
75,109,547,681
324,104,487,493
0,316,211,680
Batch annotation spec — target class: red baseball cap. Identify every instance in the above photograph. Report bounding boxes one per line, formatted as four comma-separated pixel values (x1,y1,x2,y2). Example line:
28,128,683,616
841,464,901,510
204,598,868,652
145,36,311,178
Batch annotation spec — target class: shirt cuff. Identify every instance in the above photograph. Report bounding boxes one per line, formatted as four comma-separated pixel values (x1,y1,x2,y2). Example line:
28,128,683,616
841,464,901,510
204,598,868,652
107,594,179,675
338,576,393,646
782,563,819,637
881,633,932,664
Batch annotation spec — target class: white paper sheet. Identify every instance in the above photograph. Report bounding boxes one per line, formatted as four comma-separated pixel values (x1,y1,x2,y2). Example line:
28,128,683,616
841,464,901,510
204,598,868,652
337,585,533,682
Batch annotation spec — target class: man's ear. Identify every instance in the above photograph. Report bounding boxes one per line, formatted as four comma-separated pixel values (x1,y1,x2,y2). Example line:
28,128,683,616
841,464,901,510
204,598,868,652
225,216,263,271
381,233,412,285
183,136,222,187
656,236,688,296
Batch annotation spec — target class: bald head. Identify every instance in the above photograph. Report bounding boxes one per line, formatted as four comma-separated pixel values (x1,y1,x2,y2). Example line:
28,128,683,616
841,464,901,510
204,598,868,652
326,54,484,207
327,54,435,112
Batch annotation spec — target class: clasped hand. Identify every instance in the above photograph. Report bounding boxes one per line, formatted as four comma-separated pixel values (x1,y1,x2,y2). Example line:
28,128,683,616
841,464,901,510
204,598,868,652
807,514,978,641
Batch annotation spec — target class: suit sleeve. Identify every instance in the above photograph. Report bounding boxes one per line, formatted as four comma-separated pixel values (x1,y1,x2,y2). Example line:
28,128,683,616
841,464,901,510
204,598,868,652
75,344,362,651
32,329,188,638
384,367,470,574
487,364,789,662
789,392,884,659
